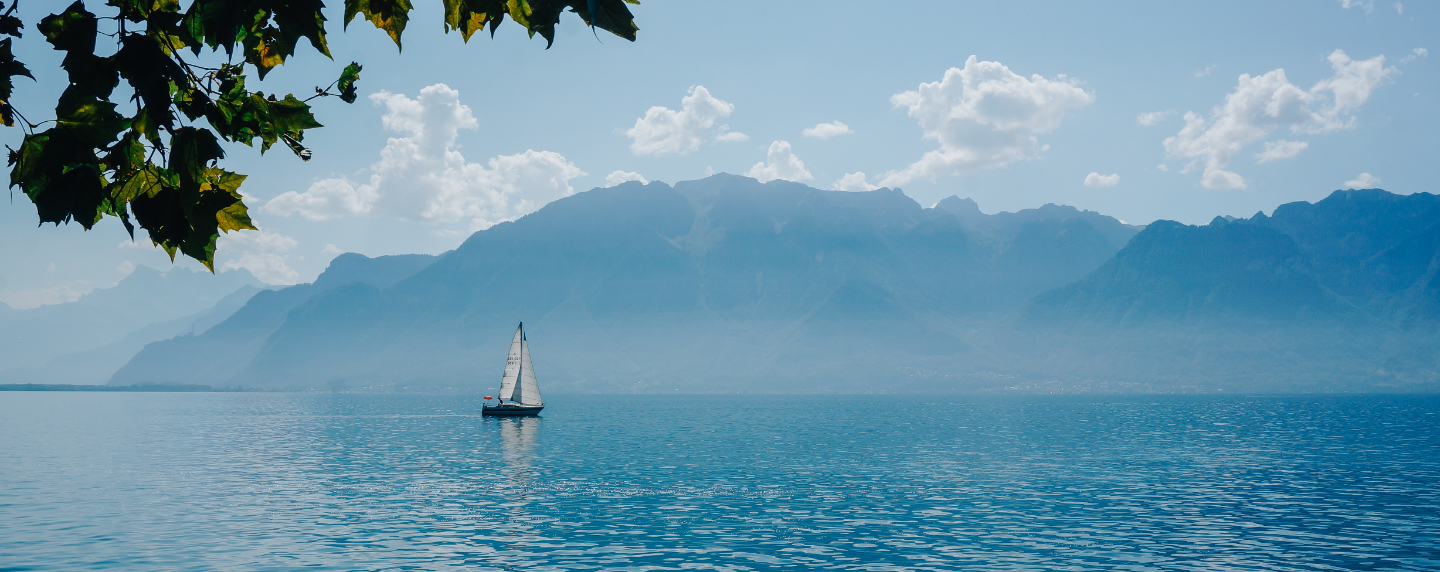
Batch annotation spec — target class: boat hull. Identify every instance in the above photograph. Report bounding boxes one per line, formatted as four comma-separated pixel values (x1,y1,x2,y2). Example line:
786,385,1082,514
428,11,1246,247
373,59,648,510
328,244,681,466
482,404,544,416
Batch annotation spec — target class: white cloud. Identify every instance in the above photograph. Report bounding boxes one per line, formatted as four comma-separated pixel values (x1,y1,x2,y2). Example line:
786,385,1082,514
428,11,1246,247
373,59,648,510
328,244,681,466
267,84,585,230
833,172,879,192
1400,48,1427,64
625,86,736,155
1195,65,1215,78
323,244,343,255
1339,0,1374,14
217,230,300,285
117,237,161,250
879,56,1093,187
1137,111,1172,126
714,128,750,143
802,120,854,139
604,170,649,187
1084,172,1120,187
118,260,135,276
1254,140,1309,163
1344,172,1381,189
266,178,375,221
0,282,90,309
1395,2,1403,14
1157,164,1170,172
745,141,813,183
1163,50,1396,189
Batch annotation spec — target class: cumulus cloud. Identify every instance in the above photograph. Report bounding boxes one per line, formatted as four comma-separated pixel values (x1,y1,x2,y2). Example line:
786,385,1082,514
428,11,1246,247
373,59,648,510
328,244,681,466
625,86,737,155
1163,49,1396,189
1254,140,1309,163
1344,172,1381,189
323,244,344,255
714,127,750,143
803,120,853,139
1395,2,1403,14
1137,111,1172,126
266,178,375,221
266,84,585,230
604,170,649,187
1400,48,1427,64
833,172,878,192
1084,172,1120,187
878,56,1093,187
1195,65,1215,78
745,141,813,183
217,230,300,285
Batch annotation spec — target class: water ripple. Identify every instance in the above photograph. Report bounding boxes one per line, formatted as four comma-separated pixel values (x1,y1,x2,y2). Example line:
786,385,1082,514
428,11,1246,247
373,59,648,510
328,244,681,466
1,394,1437,571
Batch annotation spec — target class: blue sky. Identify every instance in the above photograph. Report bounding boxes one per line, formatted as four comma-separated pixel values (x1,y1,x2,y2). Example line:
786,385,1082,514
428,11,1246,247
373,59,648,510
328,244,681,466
1,0,1434,307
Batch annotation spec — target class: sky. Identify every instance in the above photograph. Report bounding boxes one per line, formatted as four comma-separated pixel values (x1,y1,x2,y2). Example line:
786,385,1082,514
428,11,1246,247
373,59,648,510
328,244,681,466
0,0,1435,308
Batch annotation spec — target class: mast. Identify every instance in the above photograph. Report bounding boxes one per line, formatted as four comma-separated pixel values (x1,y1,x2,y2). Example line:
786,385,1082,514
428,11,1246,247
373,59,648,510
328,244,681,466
517,325,527,404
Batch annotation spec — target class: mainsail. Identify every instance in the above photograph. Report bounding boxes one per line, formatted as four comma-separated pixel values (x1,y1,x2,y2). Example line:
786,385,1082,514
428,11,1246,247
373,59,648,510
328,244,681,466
517,338,542,405
498,325,523,401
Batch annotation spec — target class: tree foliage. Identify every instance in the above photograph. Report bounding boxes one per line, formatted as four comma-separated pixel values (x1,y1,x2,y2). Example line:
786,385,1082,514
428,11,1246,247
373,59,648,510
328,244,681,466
0,0,639,269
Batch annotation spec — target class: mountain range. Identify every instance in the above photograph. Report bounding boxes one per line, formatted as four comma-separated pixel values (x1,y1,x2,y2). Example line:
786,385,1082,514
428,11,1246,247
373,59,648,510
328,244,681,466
108,175,1439,393
0,266,262,384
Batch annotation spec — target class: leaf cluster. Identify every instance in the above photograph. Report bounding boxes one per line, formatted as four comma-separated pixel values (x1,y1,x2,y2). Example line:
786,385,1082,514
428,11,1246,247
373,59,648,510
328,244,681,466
3,0,639,269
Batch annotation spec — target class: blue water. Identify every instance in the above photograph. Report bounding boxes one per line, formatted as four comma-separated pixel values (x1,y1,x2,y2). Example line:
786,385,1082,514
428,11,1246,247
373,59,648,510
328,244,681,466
1,393,1438,571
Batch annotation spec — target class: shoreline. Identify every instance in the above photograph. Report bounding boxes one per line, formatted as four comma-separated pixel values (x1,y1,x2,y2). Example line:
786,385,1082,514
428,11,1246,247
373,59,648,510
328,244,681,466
0,383,257,392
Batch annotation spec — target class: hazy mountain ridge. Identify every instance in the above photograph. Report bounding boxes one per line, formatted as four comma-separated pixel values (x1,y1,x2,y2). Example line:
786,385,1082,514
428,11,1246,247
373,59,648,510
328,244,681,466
1025,189,1440,328
116,175,1137,392
1008,189,1440,391
0,266,261,375
110,253,440,386
1,285,265,385
107,178,1438,393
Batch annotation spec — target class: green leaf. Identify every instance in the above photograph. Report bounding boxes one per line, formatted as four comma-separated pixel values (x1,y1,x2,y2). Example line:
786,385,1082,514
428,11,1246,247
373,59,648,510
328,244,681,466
55,92,129,147
261,94,322,156
442,0,506,42
270,0,331,59
38,1,98,54
345,0,413,49
207,168,255,232
9,130,110,229
101,132,147,176
109,0,181,23
0,37,34,117
182,0,251,57
337,62,362,103
242,26,289,78
571,0,639,42
114,167,166,202
114,33,185,134
168,126,225,189
130,139,247,270
0,14,24,38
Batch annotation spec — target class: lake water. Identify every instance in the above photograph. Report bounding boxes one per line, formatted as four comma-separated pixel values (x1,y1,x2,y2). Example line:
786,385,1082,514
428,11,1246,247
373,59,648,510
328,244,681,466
1,393,1438,571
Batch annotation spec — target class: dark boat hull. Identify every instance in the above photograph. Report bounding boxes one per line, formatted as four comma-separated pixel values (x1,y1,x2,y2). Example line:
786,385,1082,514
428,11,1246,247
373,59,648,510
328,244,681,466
482,404,544,416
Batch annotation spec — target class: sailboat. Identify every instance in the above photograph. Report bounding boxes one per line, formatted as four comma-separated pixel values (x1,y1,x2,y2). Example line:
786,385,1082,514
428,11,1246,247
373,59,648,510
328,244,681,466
482,323,545,416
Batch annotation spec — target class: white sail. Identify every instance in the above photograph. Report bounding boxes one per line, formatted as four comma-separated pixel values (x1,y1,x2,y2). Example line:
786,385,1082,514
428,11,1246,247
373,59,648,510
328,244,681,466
517,339,542,405
498,325,523,401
